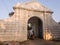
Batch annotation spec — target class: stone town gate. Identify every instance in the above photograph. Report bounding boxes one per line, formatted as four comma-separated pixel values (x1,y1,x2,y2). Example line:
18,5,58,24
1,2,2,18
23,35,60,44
0,2,60,42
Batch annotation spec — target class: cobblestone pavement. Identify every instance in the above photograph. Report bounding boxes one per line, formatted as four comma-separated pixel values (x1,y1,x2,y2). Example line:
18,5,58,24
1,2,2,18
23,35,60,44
0,39,60,45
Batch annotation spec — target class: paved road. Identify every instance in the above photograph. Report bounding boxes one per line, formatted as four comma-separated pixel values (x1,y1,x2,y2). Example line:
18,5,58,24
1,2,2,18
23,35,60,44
20,39,60,45
0,39,60,45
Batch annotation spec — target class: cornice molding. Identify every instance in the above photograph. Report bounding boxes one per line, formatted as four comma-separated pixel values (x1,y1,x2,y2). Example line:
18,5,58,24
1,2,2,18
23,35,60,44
13,7,53,13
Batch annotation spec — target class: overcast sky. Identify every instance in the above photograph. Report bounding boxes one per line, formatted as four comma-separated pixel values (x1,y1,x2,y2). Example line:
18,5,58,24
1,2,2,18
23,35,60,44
0,0,60,22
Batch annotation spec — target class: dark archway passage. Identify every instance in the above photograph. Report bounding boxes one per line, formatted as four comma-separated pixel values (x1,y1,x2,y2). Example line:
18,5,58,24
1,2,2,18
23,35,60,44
27,16,43,39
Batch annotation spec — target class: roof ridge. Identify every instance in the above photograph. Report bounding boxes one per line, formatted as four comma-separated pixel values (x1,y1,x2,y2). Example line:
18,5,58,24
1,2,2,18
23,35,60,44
13,2,53,12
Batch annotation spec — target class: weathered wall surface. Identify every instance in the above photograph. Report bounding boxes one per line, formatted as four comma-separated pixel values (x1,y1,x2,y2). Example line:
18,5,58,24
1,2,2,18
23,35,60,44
44,13,60,40
0,8,27,41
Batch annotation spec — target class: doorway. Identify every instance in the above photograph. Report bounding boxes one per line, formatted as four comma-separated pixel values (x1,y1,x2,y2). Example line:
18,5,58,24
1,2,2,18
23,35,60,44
27,16,43,39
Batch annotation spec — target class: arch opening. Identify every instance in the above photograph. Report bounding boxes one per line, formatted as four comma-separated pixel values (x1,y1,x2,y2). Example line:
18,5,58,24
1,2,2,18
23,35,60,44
27,16,43,39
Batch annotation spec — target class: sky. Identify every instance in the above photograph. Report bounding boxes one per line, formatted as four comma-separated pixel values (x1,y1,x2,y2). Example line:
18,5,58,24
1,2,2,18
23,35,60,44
0,0,60,22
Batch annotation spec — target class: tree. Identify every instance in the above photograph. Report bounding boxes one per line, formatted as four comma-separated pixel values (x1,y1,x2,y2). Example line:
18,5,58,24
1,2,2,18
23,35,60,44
9,12,14,17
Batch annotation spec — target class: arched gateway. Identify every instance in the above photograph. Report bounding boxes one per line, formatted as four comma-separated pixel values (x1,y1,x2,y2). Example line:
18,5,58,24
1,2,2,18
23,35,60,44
0,1,60,42
27,16,43,39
